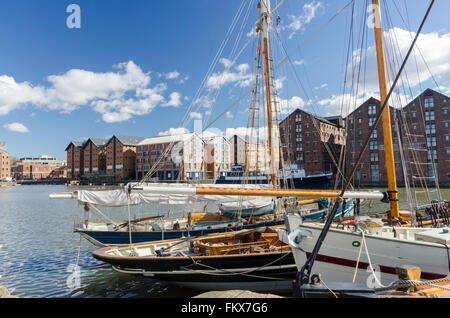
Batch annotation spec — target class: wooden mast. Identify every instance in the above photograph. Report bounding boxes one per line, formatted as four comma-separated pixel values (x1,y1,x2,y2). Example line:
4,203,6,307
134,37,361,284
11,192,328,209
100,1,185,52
259,0,277,186
372,0,399,218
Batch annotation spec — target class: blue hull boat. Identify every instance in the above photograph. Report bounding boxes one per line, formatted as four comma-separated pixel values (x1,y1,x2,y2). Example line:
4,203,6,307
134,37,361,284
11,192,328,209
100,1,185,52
302,199,356,221
219,200,279,218
75,218,284,247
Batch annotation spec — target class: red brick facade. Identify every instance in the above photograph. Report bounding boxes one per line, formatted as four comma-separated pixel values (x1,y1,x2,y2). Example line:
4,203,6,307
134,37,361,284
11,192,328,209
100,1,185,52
280,89,450,186
105,136,143,181
82,139,107,178
279,109,346,176
11,157,66,180
66,142,84,180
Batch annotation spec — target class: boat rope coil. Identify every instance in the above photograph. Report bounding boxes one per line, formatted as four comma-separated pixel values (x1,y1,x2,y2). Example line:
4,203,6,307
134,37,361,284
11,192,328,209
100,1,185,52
374,277,450,293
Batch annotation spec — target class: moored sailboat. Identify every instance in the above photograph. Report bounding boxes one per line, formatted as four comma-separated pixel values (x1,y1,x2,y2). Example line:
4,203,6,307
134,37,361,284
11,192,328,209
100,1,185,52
283,0,450,295
92,226,297,292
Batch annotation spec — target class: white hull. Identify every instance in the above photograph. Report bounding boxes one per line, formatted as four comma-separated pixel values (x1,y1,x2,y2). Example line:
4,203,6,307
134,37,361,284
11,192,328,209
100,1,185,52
285,214,450,287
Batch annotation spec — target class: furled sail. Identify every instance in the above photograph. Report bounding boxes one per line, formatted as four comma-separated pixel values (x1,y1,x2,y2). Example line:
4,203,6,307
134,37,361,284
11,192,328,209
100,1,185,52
75,183,277,207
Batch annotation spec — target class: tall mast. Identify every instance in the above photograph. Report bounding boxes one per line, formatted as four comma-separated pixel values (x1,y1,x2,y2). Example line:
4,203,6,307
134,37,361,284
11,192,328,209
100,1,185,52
258,0,277,186
372,0,399,218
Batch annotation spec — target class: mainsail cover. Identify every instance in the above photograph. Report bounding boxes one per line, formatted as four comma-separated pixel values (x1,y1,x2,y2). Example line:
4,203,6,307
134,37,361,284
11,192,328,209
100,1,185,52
76,183,276,207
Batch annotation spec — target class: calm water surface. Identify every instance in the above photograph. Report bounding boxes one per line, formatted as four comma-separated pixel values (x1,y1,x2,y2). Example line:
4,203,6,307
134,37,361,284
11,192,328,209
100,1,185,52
0,185,205,298
0,185,448,298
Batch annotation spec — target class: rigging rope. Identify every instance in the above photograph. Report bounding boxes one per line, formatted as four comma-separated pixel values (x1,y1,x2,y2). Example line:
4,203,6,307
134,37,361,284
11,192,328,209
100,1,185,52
183,251,291,280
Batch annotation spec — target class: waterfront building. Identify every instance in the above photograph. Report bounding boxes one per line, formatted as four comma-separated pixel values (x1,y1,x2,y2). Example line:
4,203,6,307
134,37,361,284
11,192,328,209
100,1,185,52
246,140,273,173
82,138,108,180
228,134,272,173
66,141,84,180
397,88,450,186
48,165,67,179
343,97,400,185
11,156,66,180
203,136,232,179
229,134,247,169
105,136,145,181
279,109,346,176
343,89,450,186
136,133,205,181
0,141,11,180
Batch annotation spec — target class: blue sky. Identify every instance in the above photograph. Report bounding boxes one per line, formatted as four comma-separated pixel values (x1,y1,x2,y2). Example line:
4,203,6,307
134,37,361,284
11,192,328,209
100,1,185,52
0,0,449,160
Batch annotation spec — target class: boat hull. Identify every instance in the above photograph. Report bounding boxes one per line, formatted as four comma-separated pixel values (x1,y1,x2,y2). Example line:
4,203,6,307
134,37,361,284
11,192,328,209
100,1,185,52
94,250,296,292
302,199,355,221
285,214,450,286
215,174,332,189
76,219,284,247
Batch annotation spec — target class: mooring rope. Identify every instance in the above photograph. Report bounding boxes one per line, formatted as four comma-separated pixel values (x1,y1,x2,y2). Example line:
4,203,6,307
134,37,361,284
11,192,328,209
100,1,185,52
374,277,450,293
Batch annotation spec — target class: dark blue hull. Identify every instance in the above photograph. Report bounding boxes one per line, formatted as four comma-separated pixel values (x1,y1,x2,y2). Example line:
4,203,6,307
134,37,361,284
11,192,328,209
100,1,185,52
76,219,284,246
215,175,332,189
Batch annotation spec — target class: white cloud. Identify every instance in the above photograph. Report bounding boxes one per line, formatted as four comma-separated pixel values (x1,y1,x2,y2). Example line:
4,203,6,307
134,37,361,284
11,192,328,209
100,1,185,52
225,111,233,119
189,111,203,120
3,122,30,133
163,92,182,107
0,75,47,116
45,61,150,111
224,127,269,141
274,76,286,91
164,70,180,80
178,75,189,84
347,28,450,98
318,28,450,116
317,92,373,117
293,59,305,66
278,95,309,115
314,83,328,90
284,1,323,39
158,127,190,136
193,95,217,110
206,58,253,90
0,61,183,123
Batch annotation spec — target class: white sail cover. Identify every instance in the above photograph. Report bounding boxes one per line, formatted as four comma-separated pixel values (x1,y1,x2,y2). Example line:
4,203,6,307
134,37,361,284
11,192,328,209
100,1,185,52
218,198,276,211
76,183,276,207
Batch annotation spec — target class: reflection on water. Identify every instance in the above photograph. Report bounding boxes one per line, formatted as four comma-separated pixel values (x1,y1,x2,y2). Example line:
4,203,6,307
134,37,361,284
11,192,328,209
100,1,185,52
0,185,448,298
0,185,203,298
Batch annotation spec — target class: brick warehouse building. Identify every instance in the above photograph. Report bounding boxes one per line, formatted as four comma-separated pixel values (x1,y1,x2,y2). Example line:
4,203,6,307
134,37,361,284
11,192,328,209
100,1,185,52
280,88,450,186
66,141,84,180
104,136,145,181
397,89,450,185
66,135,144,181
0,141,11,180
82,138,108,179
11,156,66,180
279,109,346,177
344,97,403,185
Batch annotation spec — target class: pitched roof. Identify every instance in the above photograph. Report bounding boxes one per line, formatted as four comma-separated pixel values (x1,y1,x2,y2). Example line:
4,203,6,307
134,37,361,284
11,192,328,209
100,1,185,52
112,135,146,146
84,138,109,149
65,141,85,151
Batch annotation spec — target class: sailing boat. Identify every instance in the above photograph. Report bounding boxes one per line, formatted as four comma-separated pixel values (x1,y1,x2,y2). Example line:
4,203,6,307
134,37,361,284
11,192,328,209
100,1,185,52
283,0,450,291
51,0,359,247
53,183,285,247
75,0,395,293
92,226,297,292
